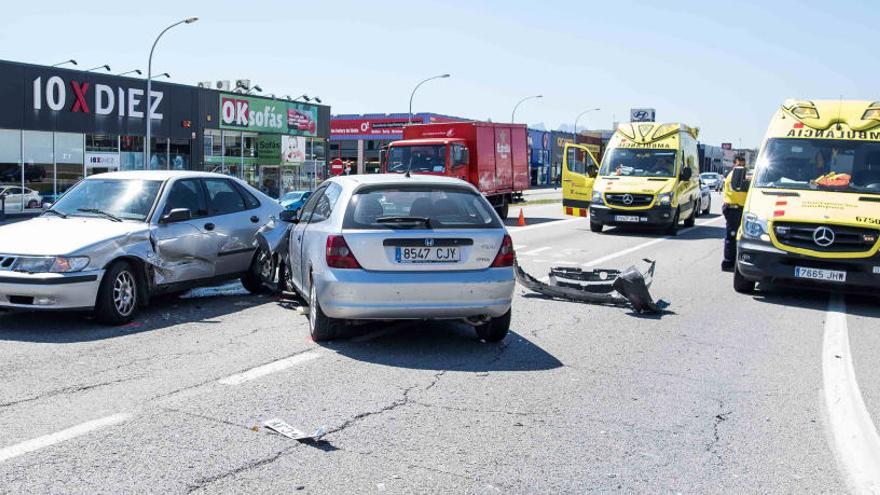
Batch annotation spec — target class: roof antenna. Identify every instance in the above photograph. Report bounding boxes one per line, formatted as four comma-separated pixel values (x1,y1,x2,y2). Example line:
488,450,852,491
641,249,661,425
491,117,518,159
836,95,843,131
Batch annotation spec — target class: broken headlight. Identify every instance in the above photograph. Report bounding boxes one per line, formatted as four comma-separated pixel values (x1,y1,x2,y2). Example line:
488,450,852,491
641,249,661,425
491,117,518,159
742,213,768,240
15,256,90,273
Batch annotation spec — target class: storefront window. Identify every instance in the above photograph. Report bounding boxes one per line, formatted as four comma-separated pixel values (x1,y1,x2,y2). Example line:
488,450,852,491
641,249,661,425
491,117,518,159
55,132,85,197
149,138,169,170
203,129,222,172
86,134,118,152
120,135,144,170
222,131,241,177
170,139,191,170
0,129,22,213
22,131,53,211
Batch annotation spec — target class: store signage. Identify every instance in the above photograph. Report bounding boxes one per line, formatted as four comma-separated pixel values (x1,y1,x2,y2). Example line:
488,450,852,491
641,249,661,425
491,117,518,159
721,142,732,150
282,135,306,163
85,152,120,169
331,118,412,137
219,95,319,136
288,103,318,137
630,108,656,123
32,76,163,119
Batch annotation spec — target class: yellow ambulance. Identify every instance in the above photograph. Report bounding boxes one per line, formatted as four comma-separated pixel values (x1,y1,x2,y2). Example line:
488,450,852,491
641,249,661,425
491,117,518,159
733,99,880,293
567,122,701,234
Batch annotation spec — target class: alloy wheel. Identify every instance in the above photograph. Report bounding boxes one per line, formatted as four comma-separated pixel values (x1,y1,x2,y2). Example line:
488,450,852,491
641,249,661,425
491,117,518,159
113,271,136,317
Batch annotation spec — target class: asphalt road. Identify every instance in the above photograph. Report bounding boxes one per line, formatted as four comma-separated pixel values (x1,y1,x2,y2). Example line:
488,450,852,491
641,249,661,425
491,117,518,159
0,194,875,493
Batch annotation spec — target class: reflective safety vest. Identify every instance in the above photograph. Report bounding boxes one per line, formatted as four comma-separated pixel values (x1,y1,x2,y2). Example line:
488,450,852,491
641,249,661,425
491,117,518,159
723,167,748,207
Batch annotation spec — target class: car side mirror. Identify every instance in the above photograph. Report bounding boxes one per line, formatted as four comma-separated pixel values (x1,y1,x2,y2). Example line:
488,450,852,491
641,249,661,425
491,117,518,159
459,148,470,167
730,167,749,192
586,164,599,178
279,209,300,223
161,208,192,223
42,202,53,210
680,167,693,181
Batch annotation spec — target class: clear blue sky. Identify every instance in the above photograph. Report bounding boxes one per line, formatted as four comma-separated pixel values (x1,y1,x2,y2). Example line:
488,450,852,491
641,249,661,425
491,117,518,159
1,0,876,147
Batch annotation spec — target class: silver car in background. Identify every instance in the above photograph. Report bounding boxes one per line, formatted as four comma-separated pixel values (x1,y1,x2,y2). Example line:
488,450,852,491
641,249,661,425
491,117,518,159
0,171,281,324
281,174,515,342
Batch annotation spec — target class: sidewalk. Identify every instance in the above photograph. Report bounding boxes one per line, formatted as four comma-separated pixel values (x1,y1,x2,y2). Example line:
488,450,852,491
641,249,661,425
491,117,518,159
522,186,562,201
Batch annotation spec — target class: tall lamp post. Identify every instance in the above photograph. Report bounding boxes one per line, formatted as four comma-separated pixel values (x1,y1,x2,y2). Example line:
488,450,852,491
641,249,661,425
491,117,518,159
408,73,450,124
511,95,542,123
146,17,198,169
573,107,601,138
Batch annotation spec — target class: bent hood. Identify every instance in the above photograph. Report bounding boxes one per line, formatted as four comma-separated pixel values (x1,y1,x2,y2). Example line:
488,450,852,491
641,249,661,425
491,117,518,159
0,217,152,256
747,189,880,227
597,177,675,195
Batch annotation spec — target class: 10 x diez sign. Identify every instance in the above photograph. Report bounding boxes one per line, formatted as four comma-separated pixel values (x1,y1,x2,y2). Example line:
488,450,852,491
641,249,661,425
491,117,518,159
220,95,286,133
32,76,163,119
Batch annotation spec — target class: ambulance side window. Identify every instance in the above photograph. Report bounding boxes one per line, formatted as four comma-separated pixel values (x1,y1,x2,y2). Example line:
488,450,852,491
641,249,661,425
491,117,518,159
567,148,586,175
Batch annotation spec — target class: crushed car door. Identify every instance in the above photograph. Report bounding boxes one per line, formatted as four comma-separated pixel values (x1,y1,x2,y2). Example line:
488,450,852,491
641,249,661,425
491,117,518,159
289,184,327,293
150,178,218,285
562,143,599,217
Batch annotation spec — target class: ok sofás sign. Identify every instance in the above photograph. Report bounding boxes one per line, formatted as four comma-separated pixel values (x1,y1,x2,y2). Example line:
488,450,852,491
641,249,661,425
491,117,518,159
220,95,286,133
32,76,163,119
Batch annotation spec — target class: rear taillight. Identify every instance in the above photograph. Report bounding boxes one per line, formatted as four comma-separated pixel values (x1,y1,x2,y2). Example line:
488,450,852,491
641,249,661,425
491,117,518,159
491,235,515,267
326,235,361,269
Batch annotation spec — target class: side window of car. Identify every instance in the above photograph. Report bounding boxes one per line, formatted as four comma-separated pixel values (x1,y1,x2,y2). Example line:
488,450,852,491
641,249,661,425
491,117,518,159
204,179,246,216
299,185,327,223
233,182,261,209
308,183,342,223
163,179,209,219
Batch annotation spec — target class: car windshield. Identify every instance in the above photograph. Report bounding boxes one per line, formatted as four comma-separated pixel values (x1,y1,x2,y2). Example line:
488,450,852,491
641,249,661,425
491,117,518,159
754,138,880,193
281,192,307,202
343,186,501,229
700,173,718,180
51,179,163,221
599,148,678,178
386,145,447,174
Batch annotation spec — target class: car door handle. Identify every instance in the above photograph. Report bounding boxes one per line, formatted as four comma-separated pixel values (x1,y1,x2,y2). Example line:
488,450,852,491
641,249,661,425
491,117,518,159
204,223,215,231
250,215,259,223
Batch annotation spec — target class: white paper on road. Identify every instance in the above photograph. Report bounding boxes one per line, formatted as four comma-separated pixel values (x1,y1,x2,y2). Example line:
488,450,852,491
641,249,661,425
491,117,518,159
263,418,326,441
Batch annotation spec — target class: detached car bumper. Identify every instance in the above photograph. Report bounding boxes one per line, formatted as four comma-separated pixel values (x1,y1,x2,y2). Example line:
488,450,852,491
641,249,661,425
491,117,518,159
737,239,880,292
589,204,675,227
0,270,104,310
316,267,515,320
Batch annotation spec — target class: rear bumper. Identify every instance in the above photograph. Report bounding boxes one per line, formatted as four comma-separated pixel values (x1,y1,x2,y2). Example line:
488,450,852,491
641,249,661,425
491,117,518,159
0,270,104,310
316,267,515,320
589,204,675,227
736,239,880,292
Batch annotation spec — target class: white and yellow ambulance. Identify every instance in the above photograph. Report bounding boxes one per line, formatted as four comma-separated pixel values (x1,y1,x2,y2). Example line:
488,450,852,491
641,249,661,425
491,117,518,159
567,122,701,234
733,99,880,293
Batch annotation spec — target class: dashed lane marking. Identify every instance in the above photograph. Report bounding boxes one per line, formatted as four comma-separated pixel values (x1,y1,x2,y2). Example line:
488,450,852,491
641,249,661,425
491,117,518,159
218,350,325,385
520,247,552,256
822,294,880,493
0,413,133,464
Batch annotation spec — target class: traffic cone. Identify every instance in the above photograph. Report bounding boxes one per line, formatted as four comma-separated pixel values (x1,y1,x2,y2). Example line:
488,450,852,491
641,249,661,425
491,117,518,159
518,208,526,227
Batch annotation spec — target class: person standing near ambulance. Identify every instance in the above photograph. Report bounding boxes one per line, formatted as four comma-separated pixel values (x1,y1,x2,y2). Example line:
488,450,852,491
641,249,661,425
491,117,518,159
721,155,748,271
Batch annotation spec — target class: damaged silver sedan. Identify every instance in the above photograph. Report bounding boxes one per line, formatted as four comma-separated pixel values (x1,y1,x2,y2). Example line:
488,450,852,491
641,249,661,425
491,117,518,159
0,171,281,324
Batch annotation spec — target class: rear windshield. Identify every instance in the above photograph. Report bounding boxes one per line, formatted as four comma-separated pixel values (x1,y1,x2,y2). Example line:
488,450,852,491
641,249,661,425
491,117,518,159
343,186,502,229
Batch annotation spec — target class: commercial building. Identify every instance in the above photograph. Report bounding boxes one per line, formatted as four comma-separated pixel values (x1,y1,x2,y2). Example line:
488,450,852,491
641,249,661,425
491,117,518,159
548,131,605,184
0,59,330,213
527,129,551,185
330,113,462,174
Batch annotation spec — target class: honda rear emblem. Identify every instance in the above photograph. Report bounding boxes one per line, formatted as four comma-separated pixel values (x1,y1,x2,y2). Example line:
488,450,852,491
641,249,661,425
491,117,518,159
425,239,434,247
813,226,835,247
622,194,634,205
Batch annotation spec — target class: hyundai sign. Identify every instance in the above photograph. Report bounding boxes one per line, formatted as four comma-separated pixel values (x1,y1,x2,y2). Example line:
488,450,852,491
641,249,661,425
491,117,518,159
630,108,656,123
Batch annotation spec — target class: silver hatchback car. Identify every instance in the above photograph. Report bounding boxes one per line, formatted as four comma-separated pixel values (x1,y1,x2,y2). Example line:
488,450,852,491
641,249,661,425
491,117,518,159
282,174,516,342
0,171,281,324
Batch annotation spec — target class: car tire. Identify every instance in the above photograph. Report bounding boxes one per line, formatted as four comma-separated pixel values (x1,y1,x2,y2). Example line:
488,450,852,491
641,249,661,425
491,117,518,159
702,195,711,215
94,261,140,325
590,221,604,233
241,247,272,294
308,279,342,342
733,265,756,294
476,309,511,342
666,209,680,236
26,200,38,209
683,200,697,228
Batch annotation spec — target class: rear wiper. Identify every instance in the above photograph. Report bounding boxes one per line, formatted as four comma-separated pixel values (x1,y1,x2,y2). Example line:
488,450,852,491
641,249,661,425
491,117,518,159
76,208,122,222
42,209,67,219
376,216,432,228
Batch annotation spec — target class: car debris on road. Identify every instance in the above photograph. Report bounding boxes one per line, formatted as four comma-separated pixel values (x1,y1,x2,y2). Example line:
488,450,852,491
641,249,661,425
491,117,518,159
515,259,669,314
262,418,327,441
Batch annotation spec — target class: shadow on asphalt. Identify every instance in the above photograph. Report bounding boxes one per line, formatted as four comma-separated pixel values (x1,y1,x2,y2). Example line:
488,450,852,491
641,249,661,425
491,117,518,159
600,224,725,240
750,285,880,317
504,216,563,227
320,321,563,373
0,284,272,343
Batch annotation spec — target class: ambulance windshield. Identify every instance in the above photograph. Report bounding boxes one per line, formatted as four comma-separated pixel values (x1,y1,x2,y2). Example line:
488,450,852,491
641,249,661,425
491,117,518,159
754,138,880,193
599,149,677,178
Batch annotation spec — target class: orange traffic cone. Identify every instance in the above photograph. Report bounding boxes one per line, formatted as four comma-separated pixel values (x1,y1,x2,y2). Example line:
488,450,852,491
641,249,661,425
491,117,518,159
518,208,526,227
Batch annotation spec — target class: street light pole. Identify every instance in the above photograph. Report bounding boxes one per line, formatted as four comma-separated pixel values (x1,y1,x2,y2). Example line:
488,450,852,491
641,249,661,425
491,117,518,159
408,73,450,124
146,17,198,170
573,107,601,138
511,95,542,123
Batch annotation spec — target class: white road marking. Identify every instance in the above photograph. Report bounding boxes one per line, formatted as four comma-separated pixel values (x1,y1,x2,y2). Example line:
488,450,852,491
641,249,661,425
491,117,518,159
218,350,324,385
509,218,580,234
822,294,880,493
520,247,552,256
0,413,132,464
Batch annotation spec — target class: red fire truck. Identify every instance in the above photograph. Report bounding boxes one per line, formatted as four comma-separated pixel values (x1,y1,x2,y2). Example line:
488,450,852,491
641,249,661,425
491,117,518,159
382,121,529,218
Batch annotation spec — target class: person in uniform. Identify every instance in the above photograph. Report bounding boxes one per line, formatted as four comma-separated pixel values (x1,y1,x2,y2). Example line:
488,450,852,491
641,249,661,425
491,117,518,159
722,155,748,271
